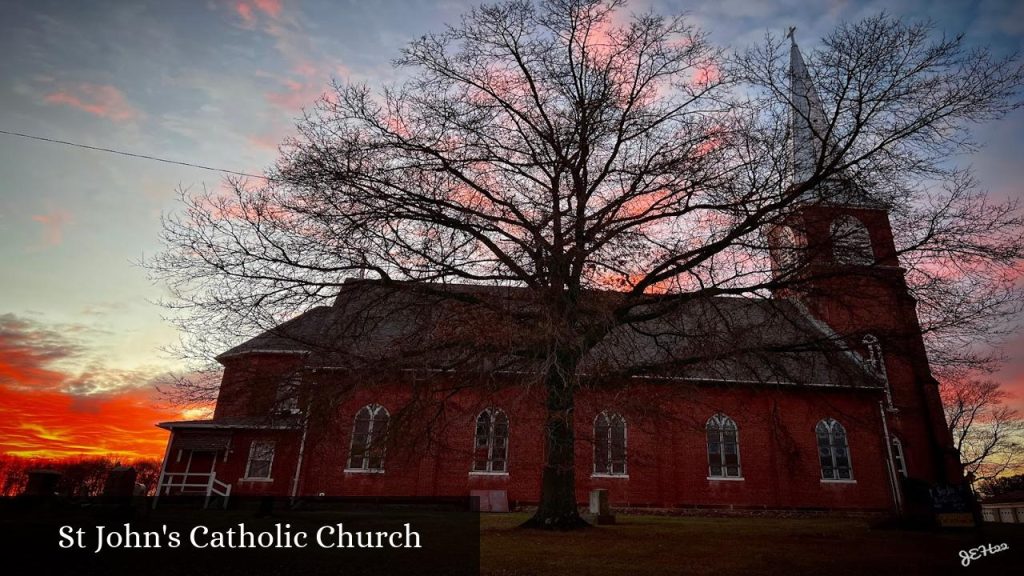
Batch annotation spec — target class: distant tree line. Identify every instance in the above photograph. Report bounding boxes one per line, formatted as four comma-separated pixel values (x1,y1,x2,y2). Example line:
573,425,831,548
0,455,161,497
978,473,1024,499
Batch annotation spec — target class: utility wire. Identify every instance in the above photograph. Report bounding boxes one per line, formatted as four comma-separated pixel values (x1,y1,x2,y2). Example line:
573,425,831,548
0,128,278,181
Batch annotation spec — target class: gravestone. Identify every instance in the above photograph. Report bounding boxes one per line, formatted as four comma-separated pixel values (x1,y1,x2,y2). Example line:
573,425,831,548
469,490,509,512
23,469,61,496
589,489,615,525
103,466,137,499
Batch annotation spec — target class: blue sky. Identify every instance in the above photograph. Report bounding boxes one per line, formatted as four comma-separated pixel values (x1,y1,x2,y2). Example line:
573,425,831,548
1,0,1021,458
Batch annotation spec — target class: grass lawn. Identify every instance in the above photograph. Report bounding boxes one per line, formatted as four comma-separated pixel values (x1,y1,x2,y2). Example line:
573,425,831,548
480,513,1024,576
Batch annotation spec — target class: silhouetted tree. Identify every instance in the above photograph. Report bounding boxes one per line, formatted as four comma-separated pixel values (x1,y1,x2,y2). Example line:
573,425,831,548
978,472,1024,498
148,0,1023,528
942,376,1024,482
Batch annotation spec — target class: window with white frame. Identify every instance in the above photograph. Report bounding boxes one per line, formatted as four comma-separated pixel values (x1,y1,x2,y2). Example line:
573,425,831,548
891,437,907,478
816,418,853,480
707,413,741,478
347,404,389,471
594,411,627,476
830,215,874,265
244,441,275,479
472,408,509,473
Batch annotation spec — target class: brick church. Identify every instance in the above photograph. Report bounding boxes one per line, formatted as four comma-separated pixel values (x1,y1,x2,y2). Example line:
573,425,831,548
155,38,965,514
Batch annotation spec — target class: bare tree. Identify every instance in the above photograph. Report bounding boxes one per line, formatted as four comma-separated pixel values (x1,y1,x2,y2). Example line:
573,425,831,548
942,376,1024,483
147,0,1023,528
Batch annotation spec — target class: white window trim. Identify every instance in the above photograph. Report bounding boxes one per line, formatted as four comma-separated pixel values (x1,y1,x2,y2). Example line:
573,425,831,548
593,411,628,476
706,413,742,479
707,476,745,481
891,437,908,477
816,418,854,481
244,440,275,480
471,408,509,474
347,403,389,472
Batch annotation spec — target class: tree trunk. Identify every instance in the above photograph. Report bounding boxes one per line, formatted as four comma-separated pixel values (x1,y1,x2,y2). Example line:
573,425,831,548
521,355,589,530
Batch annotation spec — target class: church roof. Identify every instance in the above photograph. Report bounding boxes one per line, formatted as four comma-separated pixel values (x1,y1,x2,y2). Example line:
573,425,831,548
218,279,881,389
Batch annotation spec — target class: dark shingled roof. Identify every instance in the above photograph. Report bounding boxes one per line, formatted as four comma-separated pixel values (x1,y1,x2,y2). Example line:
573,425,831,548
218,279,880,389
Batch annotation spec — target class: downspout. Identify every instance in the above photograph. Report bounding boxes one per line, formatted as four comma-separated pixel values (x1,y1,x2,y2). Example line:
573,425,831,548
290,399,312,501
878,401,903,515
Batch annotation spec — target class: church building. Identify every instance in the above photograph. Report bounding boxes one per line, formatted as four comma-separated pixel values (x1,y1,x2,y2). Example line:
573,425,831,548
154,38,964,515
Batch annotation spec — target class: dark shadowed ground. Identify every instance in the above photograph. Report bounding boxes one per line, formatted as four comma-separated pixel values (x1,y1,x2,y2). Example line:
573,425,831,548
481,513,1024,576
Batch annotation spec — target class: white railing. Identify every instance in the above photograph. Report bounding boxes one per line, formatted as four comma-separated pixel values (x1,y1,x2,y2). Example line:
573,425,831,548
153,471,232,509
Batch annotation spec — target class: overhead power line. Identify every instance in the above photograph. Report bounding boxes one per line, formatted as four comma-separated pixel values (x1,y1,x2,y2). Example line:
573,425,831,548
0,128,277,181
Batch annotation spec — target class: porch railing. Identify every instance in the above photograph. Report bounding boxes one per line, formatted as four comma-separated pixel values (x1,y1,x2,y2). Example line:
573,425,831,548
153,471,232,509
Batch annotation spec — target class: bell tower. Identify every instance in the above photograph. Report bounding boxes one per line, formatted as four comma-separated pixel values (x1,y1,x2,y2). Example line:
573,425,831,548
770,33,963,486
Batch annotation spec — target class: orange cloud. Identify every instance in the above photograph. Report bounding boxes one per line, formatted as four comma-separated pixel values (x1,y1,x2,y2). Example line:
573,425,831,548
43,83,140,122
31,209,73,246
0,384,182,460
0,314,198,460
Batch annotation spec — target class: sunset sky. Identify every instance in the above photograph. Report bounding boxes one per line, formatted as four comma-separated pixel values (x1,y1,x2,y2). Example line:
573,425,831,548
1,0,1022,461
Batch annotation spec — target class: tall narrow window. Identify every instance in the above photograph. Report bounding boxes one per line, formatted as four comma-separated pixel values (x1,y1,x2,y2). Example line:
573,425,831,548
245,441,275,479
347,404,389,471
891,437,907,478
830,215,874,265
862,335,883,372
472,408,509,473
594,411,627,476
864,334,894,408
769,225,804,274
274,375,300,414
817,418,853,480
707,414,741,478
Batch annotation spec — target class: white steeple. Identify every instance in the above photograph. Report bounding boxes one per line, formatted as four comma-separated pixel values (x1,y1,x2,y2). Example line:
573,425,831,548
788,29,830,185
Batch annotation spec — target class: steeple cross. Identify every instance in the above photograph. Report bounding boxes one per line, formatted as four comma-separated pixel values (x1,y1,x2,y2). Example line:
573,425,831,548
785,26,796,45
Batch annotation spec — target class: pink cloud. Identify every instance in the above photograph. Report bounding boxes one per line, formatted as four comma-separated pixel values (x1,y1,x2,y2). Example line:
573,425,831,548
31,209,73,247
252,0,282,18
266,78,323,112
43,83,140,122
233,0,281,25
248,131,283,151
235,2,255,24
692,62,721,87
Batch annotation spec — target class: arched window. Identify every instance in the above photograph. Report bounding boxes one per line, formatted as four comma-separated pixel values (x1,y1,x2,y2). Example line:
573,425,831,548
472,408,509,473
816,418,853,480
769,225,803,274
594,412,627,476
707,414,741,478
891,437,907,478
830,215,874,265
347,404,389,471
862,334,883,372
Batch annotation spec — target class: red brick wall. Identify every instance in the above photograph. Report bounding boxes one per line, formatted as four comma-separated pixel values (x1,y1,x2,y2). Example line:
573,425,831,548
215,354,305,419
197,374,896,512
